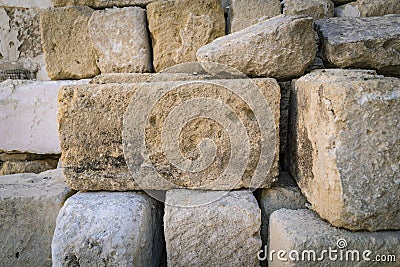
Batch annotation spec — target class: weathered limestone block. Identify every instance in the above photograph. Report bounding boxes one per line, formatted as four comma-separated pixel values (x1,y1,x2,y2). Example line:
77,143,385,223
228,0,281,33
0,8,49,80
257,172,307,249
147,0,225,71
268,209,400,266
335,0,400,17
315,16,400,76
0,159,58,175
283,0,334,19
59,78,280,191
40,7,99,79
88,7,152,73
164,189,261,266
52,192,163,267
0,79,87,154
197,15,316,80
0,0,53,8
288,69,400,231
0,169,75,267
52,0,154,8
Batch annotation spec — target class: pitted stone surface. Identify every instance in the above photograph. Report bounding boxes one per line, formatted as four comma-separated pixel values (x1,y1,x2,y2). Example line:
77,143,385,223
88,7,152,73
288,69,400,231
315,15,400,76
40,7,99,79
164,189,261,266
58,79,280,191
197,15,316,79
52,192,163,267
147,0,225,71
0,169,74,267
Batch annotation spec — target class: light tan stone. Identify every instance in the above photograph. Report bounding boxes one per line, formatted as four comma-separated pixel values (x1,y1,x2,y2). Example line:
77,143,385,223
147,0,225,71
0,159,58,175
335,0,400,17
164,189,261,266
88,7,152,73
89,73,216,84
315,16,400,77
59,78,280,191
228,0,281,33
288,69,400,231
283,0,334,19
40,7,99,79
52,192,164,267
268,209,400,266
197,15,316,80
52,0,154,8
0,169,75,267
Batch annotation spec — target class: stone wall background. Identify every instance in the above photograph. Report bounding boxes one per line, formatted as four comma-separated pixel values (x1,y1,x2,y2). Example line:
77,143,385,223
0,0,399,266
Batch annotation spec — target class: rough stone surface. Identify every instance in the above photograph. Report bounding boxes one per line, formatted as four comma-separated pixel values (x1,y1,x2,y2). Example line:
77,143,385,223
52,0,154,8
257,172,307,251
40,7,99,80
288,69,400,231
315,15,400,77
147,0,225,71
283,0,334,19
228,0,281,33
88,7,152,73
164,189,261,266
52,192,163,267
268,209,400,266
0,7,49,80
0,79,87,154
0,0,53,8
59,79,280,191
89,73,216,84
0,159,58,175
0,169,75,267
335,0,400,17
197,15,316,80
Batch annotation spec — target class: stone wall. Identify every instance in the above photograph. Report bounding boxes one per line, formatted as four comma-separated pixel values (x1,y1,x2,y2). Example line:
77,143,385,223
0,0,399,266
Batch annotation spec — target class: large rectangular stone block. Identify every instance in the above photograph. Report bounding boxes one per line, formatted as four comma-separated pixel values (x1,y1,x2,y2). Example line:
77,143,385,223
58,78,280,191
0,79,87,154
0,169,75,266
164,189,261,266
315,15,400,77
288,69,400,231
52,192,163,267
88,7,152,73
268,209,400,266
40,7,99,79
197,15,316,80
147,0,225,71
